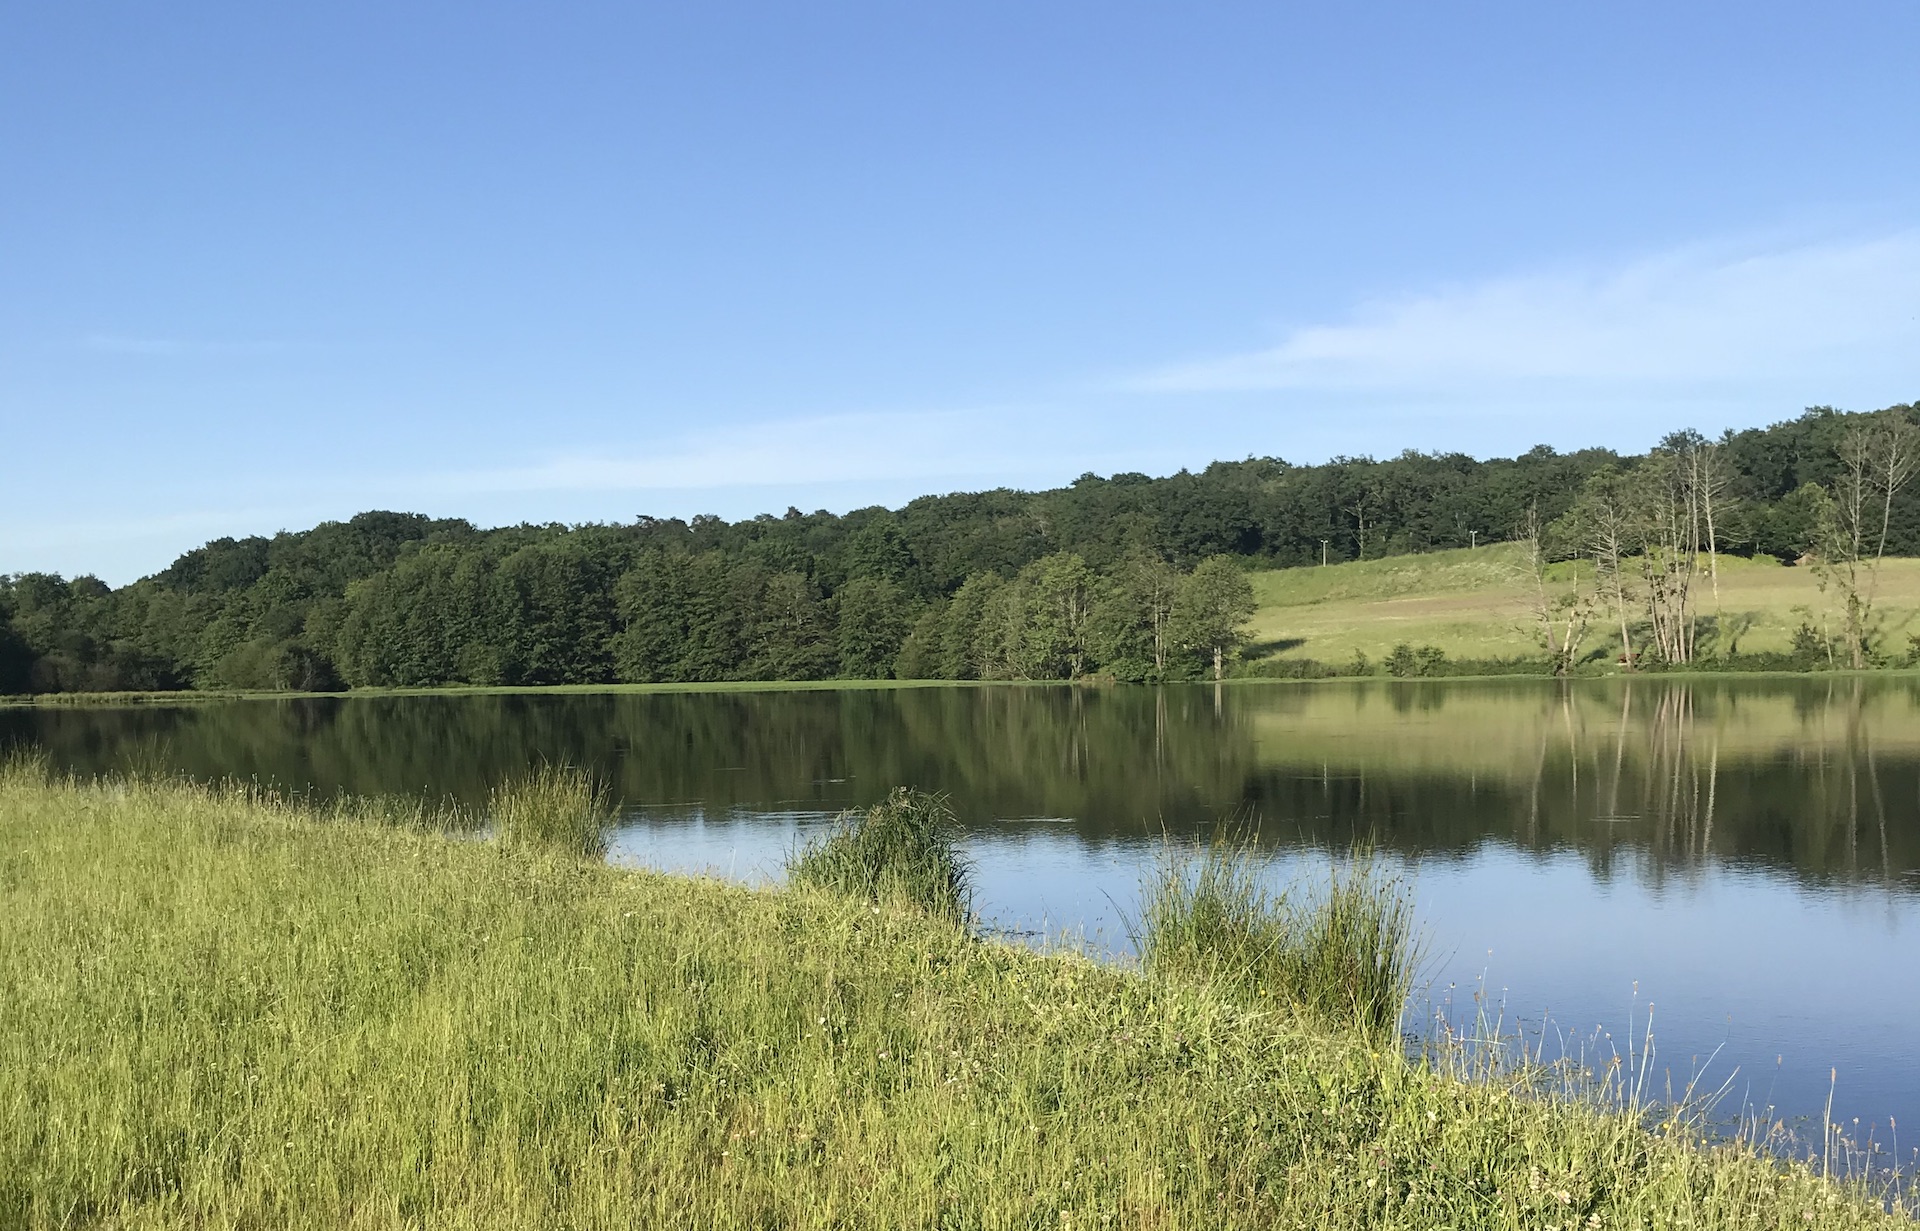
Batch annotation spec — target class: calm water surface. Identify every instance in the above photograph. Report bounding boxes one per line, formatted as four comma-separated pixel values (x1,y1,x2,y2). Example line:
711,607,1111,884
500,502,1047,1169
8,678,1918,1154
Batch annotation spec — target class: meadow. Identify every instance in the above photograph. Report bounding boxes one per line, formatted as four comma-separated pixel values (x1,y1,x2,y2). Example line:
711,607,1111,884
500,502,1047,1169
1244,545,1920,667
1,760,1910,1229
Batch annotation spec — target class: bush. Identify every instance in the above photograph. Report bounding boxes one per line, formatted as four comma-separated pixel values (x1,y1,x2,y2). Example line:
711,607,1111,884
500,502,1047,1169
1137,837,1419,1039
1386,643,1451,677
489,764,611,858
1238,656,1341,679
787,788,972,922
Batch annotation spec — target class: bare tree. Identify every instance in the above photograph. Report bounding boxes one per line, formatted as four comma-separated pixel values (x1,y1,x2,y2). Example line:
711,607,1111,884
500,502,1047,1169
1634,446,1705,664
1344,488,1373,562
1696,431,1733,609
1519,505,1591,675
1819,410,1920,667
1569,466,1638,668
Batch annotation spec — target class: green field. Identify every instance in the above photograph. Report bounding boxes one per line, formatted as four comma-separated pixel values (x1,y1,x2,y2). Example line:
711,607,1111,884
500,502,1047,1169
1244,545,1920,666
1,762,1906,1228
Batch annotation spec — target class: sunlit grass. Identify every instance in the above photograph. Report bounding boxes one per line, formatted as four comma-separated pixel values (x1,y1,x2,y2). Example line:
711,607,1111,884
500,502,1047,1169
0,760,1909,1228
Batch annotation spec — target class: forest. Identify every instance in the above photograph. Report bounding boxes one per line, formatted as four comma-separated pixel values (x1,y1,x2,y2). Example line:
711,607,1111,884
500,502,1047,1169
2,402,1915,694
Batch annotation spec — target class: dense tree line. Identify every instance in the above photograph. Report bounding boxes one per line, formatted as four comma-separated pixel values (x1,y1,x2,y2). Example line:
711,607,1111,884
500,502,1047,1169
2,403,1914,694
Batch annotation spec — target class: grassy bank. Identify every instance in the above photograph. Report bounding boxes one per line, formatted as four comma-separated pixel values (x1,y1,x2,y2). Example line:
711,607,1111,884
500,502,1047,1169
0,767,1908,1228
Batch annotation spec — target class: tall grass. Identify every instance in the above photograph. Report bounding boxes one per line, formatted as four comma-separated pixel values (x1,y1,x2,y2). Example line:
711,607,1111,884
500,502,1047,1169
1137,835,1420,1038
488,762,611,858
1,770,1910,1227
786,787,972,922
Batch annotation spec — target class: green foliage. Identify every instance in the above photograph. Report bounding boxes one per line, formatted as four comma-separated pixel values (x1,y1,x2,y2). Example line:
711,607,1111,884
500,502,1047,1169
0,572,182,693
834,576,909,678
1789,619,1837,669
966,551,1100,680
1089,548,1182,681
332,548,495,687
1385,643,1449,677
786,788,972,922
890,603,946,679
491,542,617,685
939,571,1005,679
0,617,31,695
843,514,913,584
1172,555,1258,679
1239,655,1344,679
489,763,611,858
6,774,1905,1228
745,571,837,680
1137,837,1420,1039
1755,482,1832,561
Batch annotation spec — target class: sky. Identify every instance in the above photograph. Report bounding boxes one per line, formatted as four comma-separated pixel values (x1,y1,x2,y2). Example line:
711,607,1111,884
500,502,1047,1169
4,2,1918,583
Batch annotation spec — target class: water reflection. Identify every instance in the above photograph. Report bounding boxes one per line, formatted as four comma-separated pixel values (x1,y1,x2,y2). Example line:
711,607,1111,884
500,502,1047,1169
7,678,1920,887
7,678,1918,1142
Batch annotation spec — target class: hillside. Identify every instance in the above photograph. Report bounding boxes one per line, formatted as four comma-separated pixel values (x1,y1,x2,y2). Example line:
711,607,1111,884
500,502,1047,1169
1244,544,1920,667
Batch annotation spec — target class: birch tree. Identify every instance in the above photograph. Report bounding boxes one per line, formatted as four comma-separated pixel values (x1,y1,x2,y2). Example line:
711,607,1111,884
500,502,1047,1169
1519,505,1592,676
1634,448,1702,664
1567,466,1638,668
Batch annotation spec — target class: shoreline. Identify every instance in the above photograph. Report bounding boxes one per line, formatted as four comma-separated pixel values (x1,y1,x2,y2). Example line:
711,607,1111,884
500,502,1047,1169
7,668,1920,710
2,767,1910,1227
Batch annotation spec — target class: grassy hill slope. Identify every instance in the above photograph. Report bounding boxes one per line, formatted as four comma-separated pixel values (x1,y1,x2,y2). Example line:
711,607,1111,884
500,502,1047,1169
1244,545,1920,667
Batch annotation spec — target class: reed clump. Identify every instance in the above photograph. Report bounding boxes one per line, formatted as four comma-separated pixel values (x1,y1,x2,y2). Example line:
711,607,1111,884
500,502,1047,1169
786,787,971,922
1138,836,1420,1038
489,763,610,858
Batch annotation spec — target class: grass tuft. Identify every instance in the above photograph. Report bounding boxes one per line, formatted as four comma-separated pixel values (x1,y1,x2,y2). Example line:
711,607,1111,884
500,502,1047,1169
1137,835,1420,1038
0,746,50,787
489,763,611,858
787,787,972,922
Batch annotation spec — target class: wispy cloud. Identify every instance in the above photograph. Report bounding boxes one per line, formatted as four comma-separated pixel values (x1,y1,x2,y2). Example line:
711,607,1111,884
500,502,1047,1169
419,408,1075,497
1134,231,1920,396
82,335,288,357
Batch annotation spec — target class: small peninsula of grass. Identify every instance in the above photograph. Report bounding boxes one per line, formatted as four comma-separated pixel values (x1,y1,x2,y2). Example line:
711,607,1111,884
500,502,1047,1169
0,763,1907,1228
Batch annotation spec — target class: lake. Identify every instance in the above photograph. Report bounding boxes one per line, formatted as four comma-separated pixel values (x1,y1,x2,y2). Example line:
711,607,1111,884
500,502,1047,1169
7,677,1917,1161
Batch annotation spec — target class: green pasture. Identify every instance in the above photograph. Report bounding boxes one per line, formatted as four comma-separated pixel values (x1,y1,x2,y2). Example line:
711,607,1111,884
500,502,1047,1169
1244,545,1920,666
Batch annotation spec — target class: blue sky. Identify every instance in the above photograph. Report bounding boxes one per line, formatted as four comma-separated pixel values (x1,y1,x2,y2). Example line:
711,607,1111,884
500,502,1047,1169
4,2,1918,583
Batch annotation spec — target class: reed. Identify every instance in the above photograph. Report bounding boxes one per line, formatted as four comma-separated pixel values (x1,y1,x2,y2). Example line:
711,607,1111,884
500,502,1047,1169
786,787,972,922
488,762,611,858
1136,835,1420,1038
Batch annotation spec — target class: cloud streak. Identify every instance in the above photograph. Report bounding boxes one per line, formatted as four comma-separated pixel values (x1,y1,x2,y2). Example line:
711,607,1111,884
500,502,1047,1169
1135,231,1920,396
418,408,1088,497
82,335,288,357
